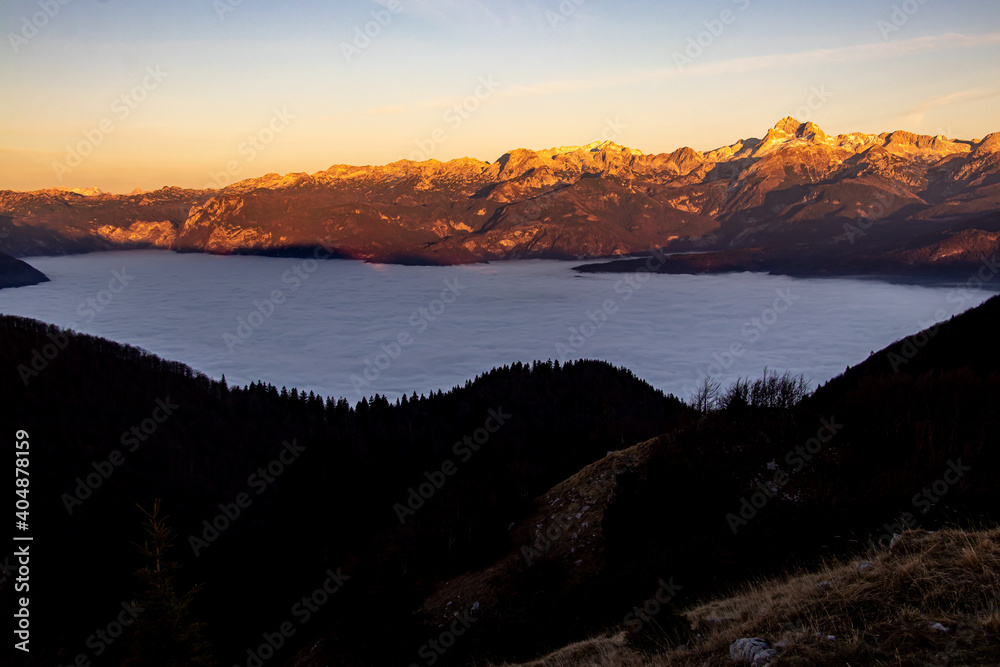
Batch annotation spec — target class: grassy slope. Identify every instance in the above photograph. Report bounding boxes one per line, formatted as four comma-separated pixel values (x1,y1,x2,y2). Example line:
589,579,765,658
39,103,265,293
485,298,1000,666
496,527,1000,666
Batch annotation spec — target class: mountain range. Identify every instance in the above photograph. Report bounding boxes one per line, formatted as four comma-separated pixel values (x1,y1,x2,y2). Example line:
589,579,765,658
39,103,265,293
2,117,999,280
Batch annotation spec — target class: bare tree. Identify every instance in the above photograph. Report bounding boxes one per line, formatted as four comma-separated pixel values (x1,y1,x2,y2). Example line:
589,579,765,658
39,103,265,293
690,376,722,414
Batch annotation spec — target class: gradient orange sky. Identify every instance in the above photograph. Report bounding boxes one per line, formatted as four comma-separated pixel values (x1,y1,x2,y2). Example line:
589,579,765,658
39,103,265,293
2,0,999,193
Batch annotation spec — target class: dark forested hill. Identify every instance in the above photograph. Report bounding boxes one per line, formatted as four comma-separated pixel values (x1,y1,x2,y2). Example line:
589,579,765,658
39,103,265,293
2,297,999,666
0,251,47,288
0,316,685,666
466,298,1000,667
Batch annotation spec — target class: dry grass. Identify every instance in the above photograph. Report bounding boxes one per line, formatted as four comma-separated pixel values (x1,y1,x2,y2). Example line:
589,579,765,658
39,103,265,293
420,441,660,627
491,527,1000,667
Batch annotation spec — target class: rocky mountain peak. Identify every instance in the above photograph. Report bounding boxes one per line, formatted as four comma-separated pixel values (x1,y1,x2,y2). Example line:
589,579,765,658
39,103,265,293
799,121,826,141
546,141,641,158
773,116,804,135
753,117,827,155
974,132,1000,155
54,186,106,197
769,117,827,141
5,117,996,266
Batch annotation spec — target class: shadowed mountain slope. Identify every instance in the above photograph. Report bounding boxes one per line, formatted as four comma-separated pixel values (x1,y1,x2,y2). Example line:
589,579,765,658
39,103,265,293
3,119,998,271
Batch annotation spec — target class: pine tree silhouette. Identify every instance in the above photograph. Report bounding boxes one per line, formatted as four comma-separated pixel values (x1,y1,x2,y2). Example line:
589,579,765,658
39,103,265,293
121,499,216,667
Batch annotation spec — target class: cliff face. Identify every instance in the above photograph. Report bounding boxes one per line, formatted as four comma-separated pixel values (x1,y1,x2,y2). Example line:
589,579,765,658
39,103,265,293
1,119,998,265
0,190,208,256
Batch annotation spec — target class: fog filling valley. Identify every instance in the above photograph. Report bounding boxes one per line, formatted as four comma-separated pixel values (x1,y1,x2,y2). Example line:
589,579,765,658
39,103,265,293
1,250,992,401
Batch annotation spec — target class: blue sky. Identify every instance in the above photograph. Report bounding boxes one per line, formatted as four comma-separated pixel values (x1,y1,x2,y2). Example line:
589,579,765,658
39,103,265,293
2,0,998,191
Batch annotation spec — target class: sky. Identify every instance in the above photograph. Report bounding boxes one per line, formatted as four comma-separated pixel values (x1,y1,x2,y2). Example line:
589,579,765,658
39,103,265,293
1,0,999,193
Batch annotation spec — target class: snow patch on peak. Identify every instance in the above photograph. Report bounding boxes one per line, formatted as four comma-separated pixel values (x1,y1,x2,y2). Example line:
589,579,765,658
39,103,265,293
54,186,105,197
549,141,642,156
773,116,803,135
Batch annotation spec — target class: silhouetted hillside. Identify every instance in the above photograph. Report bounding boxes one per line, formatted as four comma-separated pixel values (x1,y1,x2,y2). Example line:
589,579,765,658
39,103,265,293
3,296,1000,666
0,251,47,288
598,297,1000,628
0,316,684,666
288,296,1000,666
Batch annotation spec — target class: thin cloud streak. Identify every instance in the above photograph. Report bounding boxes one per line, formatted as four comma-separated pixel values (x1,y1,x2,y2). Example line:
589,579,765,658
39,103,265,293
901,87,1000,127
501,31,1000,99
315,30,1000,130
363,30,1000,117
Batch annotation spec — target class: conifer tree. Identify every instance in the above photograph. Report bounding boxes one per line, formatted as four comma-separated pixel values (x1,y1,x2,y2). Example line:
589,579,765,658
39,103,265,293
121,499,216,666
